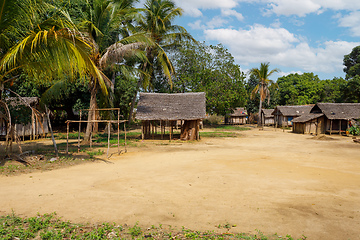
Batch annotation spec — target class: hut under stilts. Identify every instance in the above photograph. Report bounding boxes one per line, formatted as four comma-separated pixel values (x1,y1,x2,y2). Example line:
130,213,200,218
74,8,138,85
136,92,206,141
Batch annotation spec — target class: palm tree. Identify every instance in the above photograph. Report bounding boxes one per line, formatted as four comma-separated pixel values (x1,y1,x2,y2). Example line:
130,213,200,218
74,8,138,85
249,62,279,127
0,0,106,151
126,0,194,123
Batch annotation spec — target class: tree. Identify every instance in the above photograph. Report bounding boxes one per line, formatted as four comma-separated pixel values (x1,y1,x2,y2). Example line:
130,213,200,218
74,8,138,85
126,0,194,122
47,0,147,141
170,42,247,116
277,73,323,105
249,62,279,126
343,46,360,79
0,0,107,151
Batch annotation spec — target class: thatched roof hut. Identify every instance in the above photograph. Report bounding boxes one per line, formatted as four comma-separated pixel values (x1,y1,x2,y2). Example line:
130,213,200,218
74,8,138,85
261,109,274,125
225,107,247,124
0,97,48,138
136,92,206,140
272,105,313,127
292,103,360,135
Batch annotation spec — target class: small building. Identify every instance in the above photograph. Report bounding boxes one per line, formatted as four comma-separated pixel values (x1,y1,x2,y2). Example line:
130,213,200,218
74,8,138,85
0,97,49,139
225,107,247,124
292,103,360,135
260,109,274,126
272,105,313,127
136,92,206,140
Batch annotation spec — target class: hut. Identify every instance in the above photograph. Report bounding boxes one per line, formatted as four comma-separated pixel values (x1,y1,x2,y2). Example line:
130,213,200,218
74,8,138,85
0,97,49,139
136,92,206,140
272,105,313,127
225,107,247,124
293,103,360,135
260,109,274,126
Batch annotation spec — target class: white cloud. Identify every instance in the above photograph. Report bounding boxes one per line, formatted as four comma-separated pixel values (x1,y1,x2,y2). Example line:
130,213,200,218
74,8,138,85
265,0,322,17
204,25,360,75
221,9,244,21
338,11,360,36
279,71,304,77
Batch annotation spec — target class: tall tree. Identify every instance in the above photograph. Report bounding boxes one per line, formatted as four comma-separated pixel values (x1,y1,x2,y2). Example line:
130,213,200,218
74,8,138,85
249,62,279,126
126,0,194,122
343,46,360,80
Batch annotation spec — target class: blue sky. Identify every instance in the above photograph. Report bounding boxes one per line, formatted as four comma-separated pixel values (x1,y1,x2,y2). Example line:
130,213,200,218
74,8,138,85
139,0,360,81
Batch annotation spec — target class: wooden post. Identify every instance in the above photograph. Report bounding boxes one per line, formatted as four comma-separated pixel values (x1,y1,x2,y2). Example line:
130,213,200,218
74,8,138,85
66,122,69,155
169,121,172,141
316,118,318,136
347,119,350,135
160,120,163,140
45,105,58,157
78,110,81,153
117,111,120,154
330,119,333,135
339,120,342,136
107,121,110,158
124,121,127,153
141,121,144,140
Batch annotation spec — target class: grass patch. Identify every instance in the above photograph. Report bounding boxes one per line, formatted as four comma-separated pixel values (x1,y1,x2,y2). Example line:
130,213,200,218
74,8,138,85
201,131,239,138
0,213,307,240
213,125,251,131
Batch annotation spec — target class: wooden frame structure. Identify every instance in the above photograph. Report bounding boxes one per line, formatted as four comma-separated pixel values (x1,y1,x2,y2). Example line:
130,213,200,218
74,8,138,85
136,93,206,141
65,108,127,158
292,103,360,135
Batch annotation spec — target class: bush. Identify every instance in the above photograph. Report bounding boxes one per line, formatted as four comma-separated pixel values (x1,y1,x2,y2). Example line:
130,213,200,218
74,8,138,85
348,126,360,135
203,114,224,125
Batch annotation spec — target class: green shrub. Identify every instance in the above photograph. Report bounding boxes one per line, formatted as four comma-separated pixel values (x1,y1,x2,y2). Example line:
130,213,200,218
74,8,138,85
348,126,360,135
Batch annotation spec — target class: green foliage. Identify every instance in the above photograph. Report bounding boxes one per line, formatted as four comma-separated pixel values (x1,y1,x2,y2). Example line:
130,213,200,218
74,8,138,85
128,222,142,237
277,73,323,105
348,125,360,135
86,149,104,158
343,45,360,79
113,75,137,119
170,41,247,116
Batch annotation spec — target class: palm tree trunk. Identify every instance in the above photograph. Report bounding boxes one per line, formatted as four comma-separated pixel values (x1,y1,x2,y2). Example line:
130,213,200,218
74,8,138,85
84,82,98,142
258,96,263,127
128,61,149,124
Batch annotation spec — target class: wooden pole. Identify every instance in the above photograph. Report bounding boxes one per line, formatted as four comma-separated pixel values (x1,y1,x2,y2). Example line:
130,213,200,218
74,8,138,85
160,120,163,140
45,105,58,157
169,121,172,141
330,119,333,135
339,120,342,136
118,111,120,155
141,121,144,140
78,110,81,153
124,121,127,153
66,122,69,155
107,122,110,158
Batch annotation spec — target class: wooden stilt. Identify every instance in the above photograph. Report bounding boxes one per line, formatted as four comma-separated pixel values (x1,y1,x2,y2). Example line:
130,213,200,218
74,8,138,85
339,120,342,136
141,121,144,140
124,121,127,153
66,122,69,155
78,110,81,153
330,119,333,135
169,121,172,141
117,111,120,155
107,122,110,158
160,120,163,140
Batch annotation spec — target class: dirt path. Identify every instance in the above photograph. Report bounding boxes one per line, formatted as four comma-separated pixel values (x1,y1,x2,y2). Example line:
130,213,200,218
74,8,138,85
1,128,360,239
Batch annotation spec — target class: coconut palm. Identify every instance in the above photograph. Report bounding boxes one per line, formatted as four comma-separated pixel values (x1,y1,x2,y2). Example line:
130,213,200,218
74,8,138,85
126,0,194,122
0,0,107,151
73,0,150,141
249,62,279,127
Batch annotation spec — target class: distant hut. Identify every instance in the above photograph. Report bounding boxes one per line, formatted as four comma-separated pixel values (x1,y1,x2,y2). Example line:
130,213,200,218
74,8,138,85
293,103,360,135
0,97,49,139
261,109,274,126
225,107,247,124
136,92,206,140
272,105,313,127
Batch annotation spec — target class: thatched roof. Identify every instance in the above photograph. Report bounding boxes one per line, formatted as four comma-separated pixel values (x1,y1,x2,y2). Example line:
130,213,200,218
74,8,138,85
5,97,39,106
229,107,247,117
311,103,360,120
272,105,313,117
292,113,324,123
136,92,206,121
262,109,274,118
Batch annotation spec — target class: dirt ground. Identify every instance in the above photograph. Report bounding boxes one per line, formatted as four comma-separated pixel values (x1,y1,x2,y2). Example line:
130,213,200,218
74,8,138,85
1,127,360,239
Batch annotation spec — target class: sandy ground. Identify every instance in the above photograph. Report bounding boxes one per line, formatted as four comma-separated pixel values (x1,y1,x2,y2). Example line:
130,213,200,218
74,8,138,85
1,127,360,239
